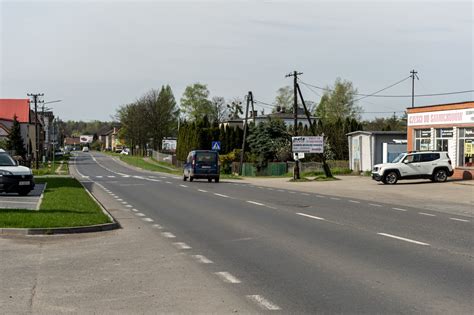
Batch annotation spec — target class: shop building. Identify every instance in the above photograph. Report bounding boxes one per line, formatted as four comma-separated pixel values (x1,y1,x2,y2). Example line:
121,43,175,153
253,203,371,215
407,101,474,180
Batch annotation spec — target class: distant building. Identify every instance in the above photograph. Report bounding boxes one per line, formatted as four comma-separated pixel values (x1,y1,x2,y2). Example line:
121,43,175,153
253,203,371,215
220,108,317,129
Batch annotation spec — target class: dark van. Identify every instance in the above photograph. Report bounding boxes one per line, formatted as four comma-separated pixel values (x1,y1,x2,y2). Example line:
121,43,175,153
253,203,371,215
183,150,220,183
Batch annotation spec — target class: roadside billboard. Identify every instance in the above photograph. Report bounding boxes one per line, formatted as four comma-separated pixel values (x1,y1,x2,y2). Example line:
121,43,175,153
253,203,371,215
80,135,94,144
162,139,177,153
292,136,324,153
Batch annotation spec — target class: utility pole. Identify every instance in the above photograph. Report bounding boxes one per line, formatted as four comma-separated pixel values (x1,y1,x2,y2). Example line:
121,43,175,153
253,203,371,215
239,91,252,175
286,71,303,180
410,69,419,108
27,93,44,169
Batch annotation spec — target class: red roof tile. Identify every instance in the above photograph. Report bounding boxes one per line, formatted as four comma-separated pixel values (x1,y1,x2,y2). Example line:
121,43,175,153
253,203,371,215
0,99,30,123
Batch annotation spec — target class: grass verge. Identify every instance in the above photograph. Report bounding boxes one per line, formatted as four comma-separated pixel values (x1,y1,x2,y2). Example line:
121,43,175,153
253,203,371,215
0,177,110,228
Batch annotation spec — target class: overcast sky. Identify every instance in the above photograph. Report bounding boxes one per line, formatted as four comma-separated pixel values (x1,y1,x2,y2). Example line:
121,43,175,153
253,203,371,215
1,0,472,121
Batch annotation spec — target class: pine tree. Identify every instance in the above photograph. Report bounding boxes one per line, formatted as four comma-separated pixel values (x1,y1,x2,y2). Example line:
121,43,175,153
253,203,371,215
6,115,26,157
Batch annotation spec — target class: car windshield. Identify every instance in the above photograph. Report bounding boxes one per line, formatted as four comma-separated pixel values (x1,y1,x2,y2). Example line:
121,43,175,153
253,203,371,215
0,153,17,166
391,153,406,163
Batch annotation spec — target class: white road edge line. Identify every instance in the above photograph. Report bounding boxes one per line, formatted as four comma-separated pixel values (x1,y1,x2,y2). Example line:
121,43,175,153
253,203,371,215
349,200,360,203
215,272,241,283
419,212,436,217
369,203,382,207
450,217,470,222
296,212,326,221
173,242,191,249
192,255,213,264
377,233,430,246
246,295,281,311
247,201,265,206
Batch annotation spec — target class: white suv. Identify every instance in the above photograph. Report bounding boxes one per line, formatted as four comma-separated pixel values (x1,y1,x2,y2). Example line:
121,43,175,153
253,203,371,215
0,149,35,195
372,151,454,185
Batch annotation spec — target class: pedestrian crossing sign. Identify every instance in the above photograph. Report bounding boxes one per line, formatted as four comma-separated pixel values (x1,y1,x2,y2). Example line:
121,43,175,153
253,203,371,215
212,141,221,151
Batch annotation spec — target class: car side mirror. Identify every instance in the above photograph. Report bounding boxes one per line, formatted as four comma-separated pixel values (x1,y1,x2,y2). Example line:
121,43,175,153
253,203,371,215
403,160,409,164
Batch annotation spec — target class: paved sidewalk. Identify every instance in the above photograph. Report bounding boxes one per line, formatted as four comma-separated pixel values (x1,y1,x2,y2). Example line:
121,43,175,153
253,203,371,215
233,176,474,217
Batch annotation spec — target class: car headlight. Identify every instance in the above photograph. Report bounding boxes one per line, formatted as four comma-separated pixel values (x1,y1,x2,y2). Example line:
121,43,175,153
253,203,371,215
372,167,379,172
0,170,13,176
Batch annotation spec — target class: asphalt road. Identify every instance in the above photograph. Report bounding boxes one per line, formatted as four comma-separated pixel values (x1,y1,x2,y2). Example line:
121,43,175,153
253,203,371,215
74,152,473,314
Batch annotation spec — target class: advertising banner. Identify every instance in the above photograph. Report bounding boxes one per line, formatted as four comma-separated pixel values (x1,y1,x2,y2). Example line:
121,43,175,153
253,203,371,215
408,108,474,126
292,136,324,153
80,135,94,143
162,139,177,153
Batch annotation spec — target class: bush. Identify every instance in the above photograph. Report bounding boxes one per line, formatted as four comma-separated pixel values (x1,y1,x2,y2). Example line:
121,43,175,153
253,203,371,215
219,149,241,174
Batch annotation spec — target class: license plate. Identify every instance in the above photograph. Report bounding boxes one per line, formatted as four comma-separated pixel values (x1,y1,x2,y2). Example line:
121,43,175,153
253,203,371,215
201,166,211,169
19,181,30,186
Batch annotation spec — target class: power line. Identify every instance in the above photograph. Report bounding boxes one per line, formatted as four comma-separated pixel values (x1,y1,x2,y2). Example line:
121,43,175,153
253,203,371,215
354,75,411,102
299,80,474,98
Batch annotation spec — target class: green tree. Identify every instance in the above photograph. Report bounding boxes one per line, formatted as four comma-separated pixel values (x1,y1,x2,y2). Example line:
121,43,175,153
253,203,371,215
315,78,362,123
274,86,294,113
247,119,290,168
226,98,243,119
180,83,214,121
6,115,26,157
211,96,228,123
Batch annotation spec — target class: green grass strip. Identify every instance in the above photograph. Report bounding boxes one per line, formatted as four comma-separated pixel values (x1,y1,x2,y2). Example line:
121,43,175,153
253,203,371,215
0,177,110,228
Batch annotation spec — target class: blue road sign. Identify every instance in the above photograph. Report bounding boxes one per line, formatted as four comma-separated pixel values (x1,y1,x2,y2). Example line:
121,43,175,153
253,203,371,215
212,141,221,151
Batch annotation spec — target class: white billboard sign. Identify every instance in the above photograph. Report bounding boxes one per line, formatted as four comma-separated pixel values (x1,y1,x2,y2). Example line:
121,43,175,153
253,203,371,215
407,108,474,126
162,139,177,153
80,135,94,143
292,136,324,153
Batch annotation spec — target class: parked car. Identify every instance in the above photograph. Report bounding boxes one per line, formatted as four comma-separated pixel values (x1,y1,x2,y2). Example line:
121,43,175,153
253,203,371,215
183,150,220,183
0,149,35,195
372,151,454,184
82,146,89,152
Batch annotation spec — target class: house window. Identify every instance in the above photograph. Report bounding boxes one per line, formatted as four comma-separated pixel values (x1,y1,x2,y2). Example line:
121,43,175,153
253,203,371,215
435,128,453,151
414,129,431,151
458,128,474,167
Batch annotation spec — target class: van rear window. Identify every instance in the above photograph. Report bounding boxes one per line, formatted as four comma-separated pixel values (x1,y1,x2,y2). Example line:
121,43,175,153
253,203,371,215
196,153,217,163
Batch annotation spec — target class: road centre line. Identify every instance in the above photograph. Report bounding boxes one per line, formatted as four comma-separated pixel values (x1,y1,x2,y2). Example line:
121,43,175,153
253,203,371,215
152,224,163,229
198,189,208,193
179,184,188,188
377,233,430,246
331,197,341,200
131,209,139,212
121,201,127,204
392,207,407,212
450,217,470,222
173,242,191,249
135,213,146,217
125,205,133,208
215,272,241,284
296,212,326,221
166,181,172,184
214,193,230,198
142,218,154,222
349,200,360,203
246,295,281,311
419,212,436,217
247,201,265,206
369,203,382,207
316,195,325,198
192,255,213,264
301,193,309,196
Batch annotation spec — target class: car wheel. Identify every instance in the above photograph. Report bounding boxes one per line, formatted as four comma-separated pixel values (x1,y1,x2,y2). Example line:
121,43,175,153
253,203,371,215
433,169,448,182
384,171,398,185
18,189,31,196
208,178,212,182
215,177,220,183
189,176,194,182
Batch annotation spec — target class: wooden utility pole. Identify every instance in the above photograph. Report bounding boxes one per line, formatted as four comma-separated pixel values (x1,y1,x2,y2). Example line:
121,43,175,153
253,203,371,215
286,71,303,180
239,91,253,175
410,69,419,108
27,93,44,169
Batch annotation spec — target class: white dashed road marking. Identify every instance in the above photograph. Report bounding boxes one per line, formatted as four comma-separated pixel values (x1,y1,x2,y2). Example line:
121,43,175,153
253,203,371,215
162,232,176,238
152,224,162,229
296,212,326,221
96,176,103,178
173,242,191,249
247,201,265,206
198,189,208,193
349,200,360,204
135,213,146,217
369,203,382,207
125,205,133,208
450,217,470,222
107,176,115,178
247,295,281,311
214,193,230,198
179,184,188,188
143,218,154,222
377,233,430,246
330,197,341,200
392,207,407,212
419,212,436,217
132,208,138,212
192,255,213,264
215,272,241,283
166,181,172,184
